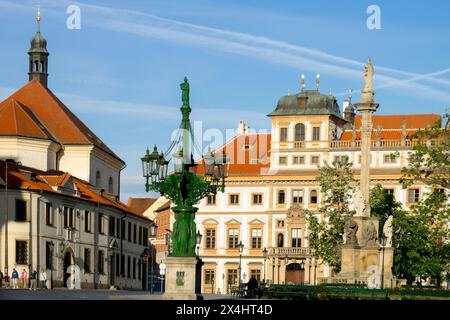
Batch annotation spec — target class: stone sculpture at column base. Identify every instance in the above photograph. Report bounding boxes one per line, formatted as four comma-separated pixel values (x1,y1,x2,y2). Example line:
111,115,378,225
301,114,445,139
163,256,203,300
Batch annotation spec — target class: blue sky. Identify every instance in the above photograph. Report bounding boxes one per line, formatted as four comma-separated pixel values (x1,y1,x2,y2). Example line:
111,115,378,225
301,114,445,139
1,0,449,200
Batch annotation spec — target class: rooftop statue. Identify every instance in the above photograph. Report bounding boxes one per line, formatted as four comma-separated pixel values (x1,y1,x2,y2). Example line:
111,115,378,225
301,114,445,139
180,76,190,107
361,58,375,103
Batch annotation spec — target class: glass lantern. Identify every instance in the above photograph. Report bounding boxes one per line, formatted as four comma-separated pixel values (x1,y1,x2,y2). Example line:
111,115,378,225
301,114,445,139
158,152,169,181
173,147,184,173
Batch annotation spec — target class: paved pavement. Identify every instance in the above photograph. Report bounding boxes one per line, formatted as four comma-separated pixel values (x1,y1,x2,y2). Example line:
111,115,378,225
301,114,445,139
0,288,238,300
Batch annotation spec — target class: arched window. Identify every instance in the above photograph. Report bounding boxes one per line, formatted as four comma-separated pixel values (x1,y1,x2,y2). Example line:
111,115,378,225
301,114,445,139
295,123,305,141
310,190,318,204
278,190,285,204
277,233,284,247
34,60,39,72
95,170,101,188
108,177,113,193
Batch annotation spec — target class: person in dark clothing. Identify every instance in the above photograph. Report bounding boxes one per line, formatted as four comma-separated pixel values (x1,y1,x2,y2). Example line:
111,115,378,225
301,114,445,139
246,276,259,299
0,271,3,288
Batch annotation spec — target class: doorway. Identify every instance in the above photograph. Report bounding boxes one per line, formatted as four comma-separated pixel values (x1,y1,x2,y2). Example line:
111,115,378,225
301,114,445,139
63,250,75,288
285,263,305,285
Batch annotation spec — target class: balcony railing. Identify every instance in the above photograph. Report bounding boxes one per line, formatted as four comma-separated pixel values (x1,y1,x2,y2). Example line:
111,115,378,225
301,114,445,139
269,247,312,257
330,138,444,150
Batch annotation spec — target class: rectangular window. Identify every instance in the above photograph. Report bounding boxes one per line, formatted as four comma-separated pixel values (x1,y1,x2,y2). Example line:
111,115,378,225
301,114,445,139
205,269,215,285
384,153,397,164
279,156,287,165
133,258,136,279
227,270,238,289
116,253,120,277
128,222,132,242
251,228,262,249
312,127,320,141
45,203,53,226
84,248,91,273
84,210,91,232
127,256,131,278
310,190,318,204
15,240,28,265
252,194,263,205
207,194,216,205
228,228,239,249
98,250,104,274
292,190,304,204
205,228,216,249
311,156,320,164
142,228,148,246
291,228,301,248
121,220,126,239
117,219,121,238
15,200,27,221
334,155,349,163
133,224,137,243
121,254,125,277
138,226,142,245
280,128,288,142
45,241,53,270
63,207,75,229
109,216,115,236
98,214,105,234
229,194,240,205
250,269,261,281
293,156,305,164
386,188,395,196
408,189,420,203
278,190,285,204
277,220,285,228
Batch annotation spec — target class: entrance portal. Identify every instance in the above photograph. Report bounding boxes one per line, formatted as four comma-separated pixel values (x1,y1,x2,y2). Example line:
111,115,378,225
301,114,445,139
285,263,305,285
63,250,75,288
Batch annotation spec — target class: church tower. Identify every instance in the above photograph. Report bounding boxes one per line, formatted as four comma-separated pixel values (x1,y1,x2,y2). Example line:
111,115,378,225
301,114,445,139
28,8,49,87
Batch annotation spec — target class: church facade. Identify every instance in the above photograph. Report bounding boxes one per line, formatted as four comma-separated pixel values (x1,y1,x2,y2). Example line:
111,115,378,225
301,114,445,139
0,17,151,290
192,87,441,294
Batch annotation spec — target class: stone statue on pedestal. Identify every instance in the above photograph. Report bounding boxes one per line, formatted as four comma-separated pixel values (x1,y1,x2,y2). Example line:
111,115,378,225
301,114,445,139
344,219,358,246
362,220,378,246
382,215,393,247
360,58,375,103
354,187,367,217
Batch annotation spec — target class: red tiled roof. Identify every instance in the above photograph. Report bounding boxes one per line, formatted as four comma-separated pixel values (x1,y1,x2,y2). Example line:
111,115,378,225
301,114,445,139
0,99,55,140
0,160,147,219
196,133,271,176
353,114,440,129
127,197,158,215
0,80,123,163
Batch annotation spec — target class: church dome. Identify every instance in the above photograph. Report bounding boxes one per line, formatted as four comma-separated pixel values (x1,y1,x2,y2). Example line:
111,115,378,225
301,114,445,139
29,31,48,53
268,90,342,118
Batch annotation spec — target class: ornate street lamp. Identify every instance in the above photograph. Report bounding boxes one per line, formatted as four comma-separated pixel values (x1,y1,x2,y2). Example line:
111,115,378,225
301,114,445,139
380,234,387,289
140,248,150,293
238,241,244,288
141,77,228,258
196,230,202,256
262,247,268,286
48,241,54,290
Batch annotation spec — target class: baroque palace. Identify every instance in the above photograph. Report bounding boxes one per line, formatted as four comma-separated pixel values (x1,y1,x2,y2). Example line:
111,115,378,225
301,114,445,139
0,18,151,289
173,84,440,294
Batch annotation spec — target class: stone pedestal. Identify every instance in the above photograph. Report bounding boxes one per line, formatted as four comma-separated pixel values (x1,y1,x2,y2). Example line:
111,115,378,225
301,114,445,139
163,256,203,300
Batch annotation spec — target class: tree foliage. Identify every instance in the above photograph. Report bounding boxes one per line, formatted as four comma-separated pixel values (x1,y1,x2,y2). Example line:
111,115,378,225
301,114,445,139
306,158,355,274
396,113,450,285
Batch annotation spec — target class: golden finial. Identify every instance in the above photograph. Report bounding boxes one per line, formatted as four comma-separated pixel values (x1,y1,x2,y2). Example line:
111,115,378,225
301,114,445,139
36,1,41,31
301,74,305,92
316,73,320,91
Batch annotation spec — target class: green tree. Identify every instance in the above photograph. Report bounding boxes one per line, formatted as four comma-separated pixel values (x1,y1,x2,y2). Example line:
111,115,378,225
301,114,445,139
306,158,355,274
397,113,450,285
370,184,402,237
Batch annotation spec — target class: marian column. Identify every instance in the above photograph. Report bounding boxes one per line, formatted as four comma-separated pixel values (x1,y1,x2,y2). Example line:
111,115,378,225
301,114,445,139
355,58,378,217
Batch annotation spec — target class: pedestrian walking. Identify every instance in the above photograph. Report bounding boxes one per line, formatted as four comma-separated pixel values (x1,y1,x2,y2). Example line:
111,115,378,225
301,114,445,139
39,269,47,289
30,270,37,290
3,272,9,288
0,271,3,288
21,269,28,289
11,268,19,289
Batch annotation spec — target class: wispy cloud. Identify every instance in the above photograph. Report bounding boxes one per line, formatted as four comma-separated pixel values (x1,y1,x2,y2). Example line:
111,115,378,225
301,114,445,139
2,0,450,101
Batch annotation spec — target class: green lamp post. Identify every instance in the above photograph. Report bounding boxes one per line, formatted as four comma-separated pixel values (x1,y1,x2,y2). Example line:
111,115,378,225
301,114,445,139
141,77,228,258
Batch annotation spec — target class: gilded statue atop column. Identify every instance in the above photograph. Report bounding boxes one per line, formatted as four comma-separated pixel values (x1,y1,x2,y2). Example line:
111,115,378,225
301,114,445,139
361,57,375,103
